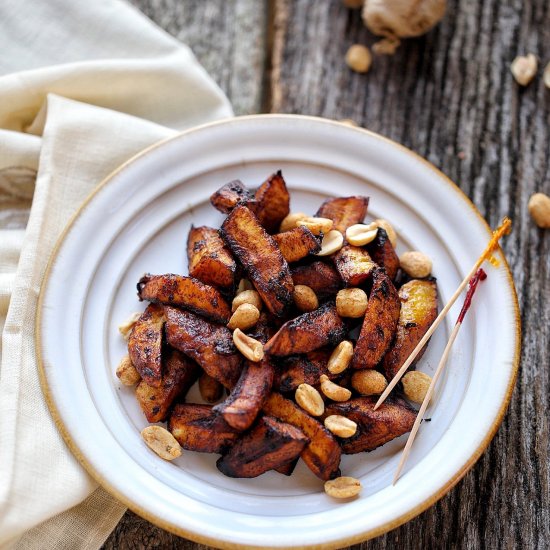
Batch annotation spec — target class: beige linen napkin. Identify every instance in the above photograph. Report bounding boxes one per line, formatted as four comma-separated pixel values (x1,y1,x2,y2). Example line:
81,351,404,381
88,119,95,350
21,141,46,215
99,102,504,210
0,1,233,548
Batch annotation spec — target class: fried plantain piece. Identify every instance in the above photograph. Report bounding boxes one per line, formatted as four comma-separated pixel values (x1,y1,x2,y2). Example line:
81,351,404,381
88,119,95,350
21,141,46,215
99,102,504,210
352,268,401,370
135,349,200,422
164,306,242,389
198,372,225,403
273,226,321,263
252,171,290,233
274,457,299,476
221,205,294,317
366,227,400,281
216,416,308,478
333,245,377,287
315,196,369,233
169,404,239,453
263,392,341,480
213,358,275,431
278,348,339,393
187,225,237,290
127,304,165,387
210,179,256,214
138,274,231,324
264,303,346,357
382,279,438,381
290,261,342,299
325,396,416,454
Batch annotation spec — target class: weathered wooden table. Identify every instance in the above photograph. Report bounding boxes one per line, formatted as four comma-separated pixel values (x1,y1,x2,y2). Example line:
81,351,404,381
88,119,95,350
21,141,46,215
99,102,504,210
105,1,550,548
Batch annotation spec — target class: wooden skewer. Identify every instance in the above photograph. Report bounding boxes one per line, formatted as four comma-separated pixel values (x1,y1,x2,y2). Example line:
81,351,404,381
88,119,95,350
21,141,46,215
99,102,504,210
374,217,511,411
393,268,487,484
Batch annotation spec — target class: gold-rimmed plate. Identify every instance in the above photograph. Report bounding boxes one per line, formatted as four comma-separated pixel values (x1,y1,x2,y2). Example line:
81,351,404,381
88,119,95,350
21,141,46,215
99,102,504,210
37,115,520,549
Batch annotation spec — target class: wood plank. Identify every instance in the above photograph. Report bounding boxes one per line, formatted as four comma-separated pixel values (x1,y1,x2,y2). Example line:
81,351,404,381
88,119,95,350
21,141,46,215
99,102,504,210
270,1,550,550
129,0,268,115
105,0,549,548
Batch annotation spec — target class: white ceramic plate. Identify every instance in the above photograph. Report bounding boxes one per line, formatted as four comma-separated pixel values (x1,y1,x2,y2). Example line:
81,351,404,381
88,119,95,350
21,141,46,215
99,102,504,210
37,115,519,549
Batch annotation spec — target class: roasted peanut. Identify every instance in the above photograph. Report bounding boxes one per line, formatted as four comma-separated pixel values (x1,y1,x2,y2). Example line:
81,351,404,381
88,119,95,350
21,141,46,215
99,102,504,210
280,212,309,232
293,285,319,312
402,371,432,404
528,192,550,228
399,251,432,278
115,355,141,386
232,328,264,362
544,62,550,89
297,216,334,235
336,288,368,318
327,340,354,374
511,54,537,86
118,312,141,340
324,415,358,438
141,426,182,460
236,278,254,295
345,222,379,246
345,44,372,73
320,374,352,402
232,289,262,312
324,476,361,499
295,383,325,416
351,370,388,396
374,219,397,247
316,230,344,256
227,303,260,330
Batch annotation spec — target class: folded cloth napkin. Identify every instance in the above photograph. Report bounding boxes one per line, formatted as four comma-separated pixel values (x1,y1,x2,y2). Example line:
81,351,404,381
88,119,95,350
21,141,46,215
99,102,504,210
0,1,233,548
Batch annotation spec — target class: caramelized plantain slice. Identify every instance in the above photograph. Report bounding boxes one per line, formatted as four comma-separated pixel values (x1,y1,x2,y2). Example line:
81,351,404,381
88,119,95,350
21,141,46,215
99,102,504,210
213,358,275,431
382,279,438,381
316,196,369,233
221,205,294,317
127,304,165,387
274,457,299,476
333,245,377,287
198,372,225,403
325,396,416,454
187,225,237,290
169,404,239,453
366,227,400,281
352,268,401,370
138,274,231,324
273,226,321,263
210,179,256,214
278,348,339,393
263,392,341,480
264,303,346,357
164,306,242,389
216,416,308,478
252,171,290,233
135,348,201,422
290,261,342,299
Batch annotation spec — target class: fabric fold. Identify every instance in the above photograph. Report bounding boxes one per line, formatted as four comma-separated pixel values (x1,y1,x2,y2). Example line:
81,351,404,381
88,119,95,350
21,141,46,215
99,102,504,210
0,0,233,547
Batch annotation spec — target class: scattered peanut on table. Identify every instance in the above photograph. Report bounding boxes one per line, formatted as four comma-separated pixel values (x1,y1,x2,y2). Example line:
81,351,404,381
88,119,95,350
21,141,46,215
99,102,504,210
511,53,538,86
528,192,550,228
345,44,372,73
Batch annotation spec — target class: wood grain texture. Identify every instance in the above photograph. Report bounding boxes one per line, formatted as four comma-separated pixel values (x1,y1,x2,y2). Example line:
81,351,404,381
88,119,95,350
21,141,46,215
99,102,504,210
129,0,268,115
104,0,549,548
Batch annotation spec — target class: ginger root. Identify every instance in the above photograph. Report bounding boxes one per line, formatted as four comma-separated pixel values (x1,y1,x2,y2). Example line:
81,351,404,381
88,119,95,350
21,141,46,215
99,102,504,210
363,0,446,53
